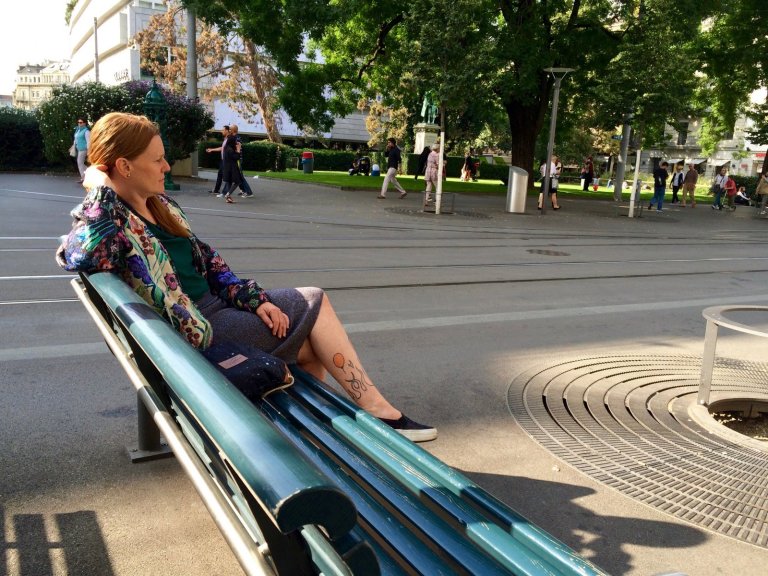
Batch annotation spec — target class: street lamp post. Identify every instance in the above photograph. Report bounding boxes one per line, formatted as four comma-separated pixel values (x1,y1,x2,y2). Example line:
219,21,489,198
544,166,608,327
541,67,574,215
144,80,179,191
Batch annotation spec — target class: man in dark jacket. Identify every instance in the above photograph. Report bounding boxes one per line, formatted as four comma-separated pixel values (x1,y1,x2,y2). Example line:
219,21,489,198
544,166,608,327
378,138,408,199
649,161,669,211
205,125,230,195
230,125,253,198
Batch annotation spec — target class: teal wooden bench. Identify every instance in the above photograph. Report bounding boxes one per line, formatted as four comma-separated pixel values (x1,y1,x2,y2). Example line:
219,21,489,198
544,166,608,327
74,271,608,576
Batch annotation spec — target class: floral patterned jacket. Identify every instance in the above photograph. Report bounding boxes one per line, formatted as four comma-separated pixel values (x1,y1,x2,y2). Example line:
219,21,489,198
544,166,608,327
58,186,269,349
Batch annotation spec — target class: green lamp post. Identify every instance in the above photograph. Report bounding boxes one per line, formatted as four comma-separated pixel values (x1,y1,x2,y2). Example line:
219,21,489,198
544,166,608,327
143,80,180,190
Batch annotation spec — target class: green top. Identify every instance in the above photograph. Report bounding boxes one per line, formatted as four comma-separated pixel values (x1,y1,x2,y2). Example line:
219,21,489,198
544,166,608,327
145,221,210,302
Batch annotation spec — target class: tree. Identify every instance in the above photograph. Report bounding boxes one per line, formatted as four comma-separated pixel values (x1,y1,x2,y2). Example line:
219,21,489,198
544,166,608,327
696,0,768,170
136,0,283,142
185,0,746,176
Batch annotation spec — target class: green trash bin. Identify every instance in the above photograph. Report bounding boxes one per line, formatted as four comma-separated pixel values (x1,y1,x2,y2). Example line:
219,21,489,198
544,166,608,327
302,151,314,174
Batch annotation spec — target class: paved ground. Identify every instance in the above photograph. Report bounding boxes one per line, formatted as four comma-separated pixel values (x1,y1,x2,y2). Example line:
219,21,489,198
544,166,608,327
2,170,768,575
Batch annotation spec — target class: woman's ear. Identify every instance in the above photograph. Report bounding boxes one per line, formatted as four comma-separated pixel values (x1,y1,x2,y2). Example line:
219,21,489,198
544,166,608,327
114,158,131,178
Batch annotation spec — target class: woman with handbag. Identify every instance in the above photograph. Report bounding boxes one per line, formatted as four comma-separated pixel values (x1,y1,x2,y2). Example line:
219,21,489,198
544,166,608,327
56,112,437,442
711,166,728,210
72,117,90,183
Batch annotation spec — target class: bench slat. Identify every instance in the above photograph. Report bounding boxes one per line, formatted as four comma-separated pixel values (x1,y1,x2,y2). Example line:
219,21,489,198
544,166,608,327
82,272,357,539
284,369,608,576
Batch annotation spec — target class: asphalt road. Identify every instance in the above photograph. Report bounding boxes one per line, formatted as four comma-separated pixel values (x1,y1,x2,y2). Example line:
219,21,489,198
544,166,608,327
2,171,767,575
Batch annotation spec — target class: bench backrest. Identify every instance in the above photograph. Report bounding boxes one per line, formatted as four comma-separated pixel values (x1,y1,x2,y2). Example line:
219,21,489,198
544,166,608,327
77,272,373,575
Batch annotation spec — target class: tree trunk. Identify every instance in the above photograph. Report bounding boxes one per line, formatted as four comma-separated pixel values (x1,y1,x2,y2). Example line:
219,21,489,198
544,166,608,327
503,78,550,188
244,41,282,143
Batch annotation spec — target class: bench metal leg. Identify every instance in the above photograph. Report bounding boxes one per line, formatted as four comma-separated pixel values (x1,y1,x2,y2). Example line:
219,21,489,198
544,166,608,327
127,394,173,463
698,320,719,406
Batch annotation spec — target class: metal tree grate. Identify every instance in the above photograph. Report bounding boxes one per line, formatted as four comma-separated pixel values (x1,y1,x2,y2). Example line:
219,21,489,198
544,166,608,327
507,355,768,547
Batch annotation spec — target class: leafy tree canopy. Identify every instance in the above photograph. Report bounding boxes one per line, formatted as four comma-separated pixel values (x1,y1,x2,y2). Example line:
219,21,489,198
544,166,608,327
184,0,762,172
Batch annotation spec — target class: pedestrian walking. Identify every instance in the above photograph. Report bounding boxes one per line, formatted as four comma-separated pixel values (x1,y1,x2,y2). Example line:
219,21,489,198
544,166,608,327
73,117,91,182
681,163,698,207
711,166,728,210
220,134,242,204
582,156,594,191
230,125,253,198
649,161,669,211
205,125,230,195
724,175,738,210
756,170,768,214
423,143,440,205
378,138,407,199
669,163,684,203
538,155,562,210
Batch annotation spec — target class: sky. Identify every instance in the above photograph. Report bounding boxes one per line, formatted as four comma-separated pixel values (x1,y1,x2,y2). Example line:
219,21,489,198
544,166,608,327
0,0,70,95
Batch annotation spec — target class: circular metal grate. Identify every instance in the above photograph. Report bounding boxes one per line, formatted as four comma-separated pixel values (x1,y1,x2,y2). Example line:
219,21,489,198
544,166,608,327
507,355,768,547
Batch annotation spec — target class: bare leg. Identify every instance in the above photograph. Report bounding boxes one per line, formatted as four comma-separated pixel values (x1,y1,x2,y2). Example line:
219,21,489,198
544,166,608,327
551,192,559,208
296,294,401,420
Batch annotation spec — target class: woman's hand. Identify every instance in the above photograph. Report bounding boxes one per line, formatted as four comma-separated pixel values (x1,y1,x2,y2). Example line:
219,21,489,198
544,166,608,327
256,302,290,338
83,164,111,189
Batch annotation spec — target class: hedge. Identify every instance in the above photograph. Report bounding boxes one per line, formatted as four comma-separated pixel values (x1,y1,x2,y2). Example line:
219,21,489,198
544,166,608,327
0,108,47,170
406,153,509,183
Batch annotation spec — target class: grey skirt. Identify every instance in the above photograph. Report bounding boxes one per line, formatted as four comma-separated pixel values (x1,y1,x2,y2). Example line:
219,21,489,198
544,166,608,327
196,287,324,364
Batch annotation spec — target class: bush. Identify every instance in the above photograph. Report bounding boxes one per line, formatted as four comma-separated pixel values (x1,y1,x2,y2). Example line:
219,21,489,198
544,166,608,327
36,81,213,166
732,175,759,195
122,80,213,163
0,108,46,170
197,140,291,172
405,153,508,182
297,149,357,171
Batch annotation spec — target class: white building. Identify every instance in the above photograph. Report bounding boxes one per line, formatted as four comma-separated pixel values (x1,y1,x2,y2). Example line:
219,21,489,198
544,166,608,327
650,89,768,178
12,61,70,110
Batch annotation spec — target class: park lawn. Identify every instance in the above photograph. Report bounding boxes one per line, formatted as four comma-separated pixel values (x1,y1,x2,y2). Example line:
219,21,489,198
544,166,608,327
245,168,713,204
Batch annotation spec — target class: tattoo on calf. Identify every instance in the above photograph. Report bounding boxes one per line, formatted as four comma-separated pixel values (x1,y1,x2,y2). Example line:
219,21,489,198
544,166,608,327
332,352,371,400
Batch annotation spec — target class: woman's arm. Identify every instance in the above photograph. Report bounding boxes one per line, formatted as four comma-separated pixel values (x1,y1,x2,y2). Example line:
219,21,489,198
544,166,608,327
195,238,271,313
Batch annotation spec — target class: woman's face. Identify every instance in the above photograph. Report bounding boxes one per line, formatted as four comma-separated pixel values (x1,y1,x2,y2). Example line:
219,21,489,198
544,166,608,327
124,135,170,198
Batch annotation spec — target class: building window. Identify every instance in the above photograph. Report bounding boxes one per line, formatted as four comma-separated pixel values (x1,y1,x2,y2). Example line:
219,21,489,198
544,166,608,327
677,122,688,145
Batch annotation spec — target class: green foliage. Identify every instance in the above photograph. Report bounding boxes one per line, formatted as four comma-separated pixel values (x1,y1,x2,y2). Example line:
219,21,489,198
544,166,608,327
197,140,293,171
0,108,46,170
404,153,508,182
122,80,214,162
36,82,133,163
731,175,760,195
189,0,760,178
36,81,213,165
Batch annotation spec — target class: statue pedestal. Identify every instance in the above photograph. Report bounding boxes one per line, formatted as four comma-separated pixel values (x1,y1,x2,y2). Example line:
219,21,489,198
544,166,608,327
414,123,440,154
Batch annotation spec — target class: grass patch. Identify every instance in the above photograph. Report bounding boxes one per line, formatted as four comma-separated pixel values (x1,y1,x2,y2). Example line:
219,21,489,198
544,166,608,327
245,168,714,204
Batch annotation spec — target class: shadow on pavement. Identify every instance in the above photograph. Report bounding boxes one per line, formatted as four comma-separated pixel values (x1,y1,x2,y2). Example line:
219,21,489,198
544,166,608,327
1,507,115,576
461,472,706,575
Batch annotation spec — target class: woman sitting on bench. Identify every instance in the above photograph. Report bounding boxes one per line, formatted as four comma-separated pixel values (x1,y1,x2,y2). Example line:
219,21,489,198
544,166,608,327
56,112,436,442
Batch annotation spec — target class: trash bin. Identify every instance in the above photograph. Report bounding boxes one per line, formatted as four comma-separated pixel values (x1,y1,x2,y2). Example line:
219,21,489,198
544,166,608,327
505,166,528,213
371,163,381,177
302,151,314,174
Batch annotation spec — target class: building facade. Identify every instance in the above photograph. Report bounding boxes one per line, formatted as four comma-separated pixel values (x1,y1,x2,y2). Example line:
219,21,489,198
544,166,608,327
644,90,768,178
12,62,70,110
